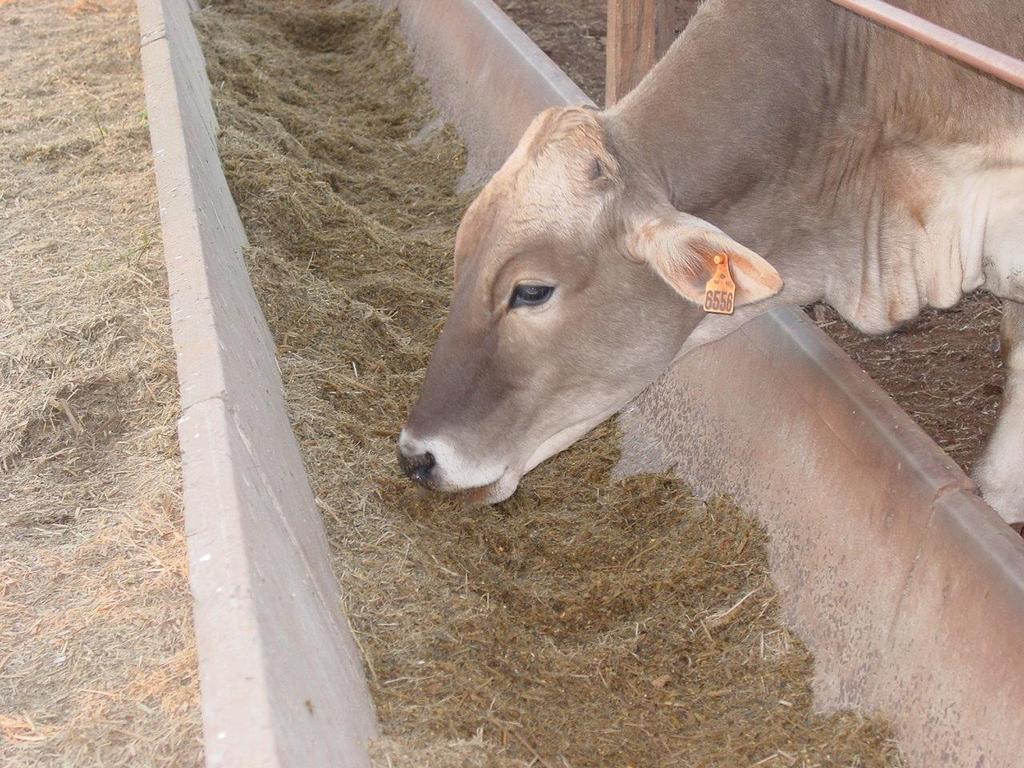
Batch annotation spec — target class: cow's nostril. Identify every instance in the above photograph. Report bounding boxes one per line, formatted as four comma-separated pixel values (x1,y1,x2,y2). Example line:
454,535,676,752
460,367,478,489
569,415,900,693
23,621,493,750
412,451,435,485
398,447,436,487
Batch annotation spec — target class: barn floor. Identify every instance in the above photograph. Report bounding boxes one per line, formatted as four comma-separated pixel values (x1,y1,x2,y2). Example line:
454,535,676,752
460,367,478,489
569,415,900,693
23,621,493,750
0,0,202,765
197,1,904,765
494,0,1004,476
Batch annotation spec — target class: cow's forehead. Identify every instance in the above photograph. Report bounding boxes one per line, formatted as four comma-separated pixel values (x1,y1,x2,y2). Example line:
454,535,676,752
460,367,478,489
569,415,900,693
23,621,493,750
453,106,617,278
455,190,564,274
490,106,612,193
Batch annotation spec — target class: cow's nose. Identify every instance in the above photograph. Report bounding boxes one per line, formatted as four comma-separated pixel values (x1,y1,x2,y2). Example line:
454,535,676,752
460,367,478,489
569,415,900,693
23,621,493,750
398,446,436,487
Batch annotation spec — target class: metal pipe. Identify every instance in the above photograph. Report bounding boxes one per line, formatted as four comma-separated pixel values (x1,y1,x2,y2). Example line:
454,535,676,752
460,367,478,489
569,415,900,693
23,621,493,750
827,0,1024,90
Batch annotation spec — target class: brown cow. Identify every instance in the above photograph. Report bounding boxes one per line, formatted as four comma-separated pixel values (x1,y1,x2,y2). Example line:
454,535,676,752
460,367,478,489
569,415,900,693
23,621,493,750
399,0,1024,526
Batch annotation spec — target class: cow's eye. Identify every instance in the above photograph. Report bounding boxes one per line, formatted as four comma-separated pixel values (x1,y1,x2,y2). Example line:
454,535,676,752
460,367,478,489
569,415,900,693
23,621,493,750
510,284,555,308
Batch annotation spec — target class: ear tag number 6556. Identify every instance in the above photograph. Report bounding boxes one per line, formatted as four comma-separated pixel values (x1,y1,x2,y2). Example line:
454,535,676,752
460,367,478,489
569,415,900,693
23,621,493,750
703,253,736,315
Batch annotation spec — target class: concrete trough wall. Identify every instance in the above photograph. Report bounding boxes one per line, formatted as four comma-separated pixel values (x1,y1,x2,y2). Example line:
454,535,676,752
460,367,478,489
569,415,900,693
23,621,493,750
137,0,375,765
140,0,1024,765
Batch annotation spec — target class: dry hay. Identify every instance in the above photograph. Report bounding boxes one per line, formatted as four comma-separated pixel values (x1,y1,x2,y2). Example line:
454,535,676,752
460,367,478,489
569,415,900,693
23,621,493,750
0,0,202,765
196,1,905,765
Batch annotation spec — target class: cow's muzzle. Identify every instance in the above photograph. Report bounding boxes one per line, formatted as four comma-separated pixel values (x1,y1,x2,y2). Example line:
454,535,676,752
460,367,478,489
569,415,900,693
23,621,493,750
397,444,436,487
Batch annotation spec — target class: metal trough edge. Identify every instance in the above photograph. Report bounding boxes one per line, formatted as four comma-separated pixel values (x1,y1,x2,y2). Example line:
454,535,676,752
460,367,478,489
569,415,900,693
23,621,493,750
137,0,376,765
383,1,1024,766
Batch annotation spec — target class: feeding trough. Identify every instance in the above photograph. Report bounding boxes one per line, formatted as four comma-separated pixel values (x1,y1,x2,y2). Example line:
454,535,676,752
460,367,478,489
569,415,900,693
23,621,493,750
138,0,1024,765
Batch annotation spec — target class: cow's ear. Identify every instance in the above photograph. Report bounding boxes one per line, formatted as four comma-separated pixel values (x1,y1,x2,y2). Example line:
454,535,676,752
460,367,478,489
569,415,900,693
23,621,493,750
626,211,782,307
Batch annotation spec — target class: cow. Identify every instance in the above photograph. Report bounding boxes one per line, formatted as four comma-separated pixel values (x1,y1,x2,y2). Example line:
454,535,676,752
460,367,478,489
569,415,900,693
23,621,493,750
397,0,1024,528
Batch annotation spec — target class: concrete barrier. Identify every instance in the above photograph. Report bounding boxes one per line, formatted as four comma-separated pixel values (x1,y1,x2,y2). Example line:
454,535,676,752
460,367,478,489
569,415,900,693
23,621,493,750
140,0,1024,765
137,0,376,765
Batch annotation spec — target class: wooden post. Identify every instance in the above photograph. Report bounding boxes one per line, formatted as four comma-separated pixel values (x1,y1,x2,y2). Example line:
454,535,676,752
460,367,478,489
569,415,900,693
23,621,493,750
605,0,696,106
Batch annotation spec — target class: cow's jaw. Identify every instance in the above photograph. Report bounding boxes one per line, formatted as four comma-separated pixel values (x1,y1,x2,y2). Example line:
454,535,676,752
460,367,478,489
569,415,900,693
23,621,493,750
473,403,625,505
400,402,624,505
524,404,623,474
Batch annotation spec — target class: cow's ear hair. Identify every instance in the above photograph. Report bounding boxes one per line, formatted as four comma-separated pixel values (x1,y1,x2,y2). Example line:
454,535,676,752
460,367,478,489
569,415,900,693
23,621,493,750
626,210,782,307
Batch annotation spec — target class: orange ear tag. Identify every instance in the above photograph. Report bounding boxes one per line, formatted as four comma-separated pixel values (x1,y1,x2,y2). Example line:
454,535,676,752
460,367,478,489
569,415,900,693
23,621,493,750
703,253,736,315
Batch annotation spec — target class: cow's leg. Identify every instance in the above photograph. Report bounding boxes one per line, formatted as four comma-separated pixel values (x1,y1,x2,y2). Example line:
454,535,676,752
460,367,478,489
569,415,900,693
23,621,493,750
973,300,1024,529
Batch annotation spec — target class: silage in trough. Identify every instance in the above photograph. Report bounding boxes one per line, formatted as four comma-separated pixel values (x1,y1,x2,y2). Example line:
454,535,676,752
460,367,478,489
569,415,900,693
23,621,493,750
195,2,904,765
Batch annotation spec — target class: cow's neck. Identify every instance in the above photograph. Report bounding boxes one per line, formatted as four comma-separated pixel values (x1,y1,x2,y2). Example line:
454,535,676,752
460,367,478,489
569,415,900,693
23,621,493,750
605,0,837,232
605,0,1022,334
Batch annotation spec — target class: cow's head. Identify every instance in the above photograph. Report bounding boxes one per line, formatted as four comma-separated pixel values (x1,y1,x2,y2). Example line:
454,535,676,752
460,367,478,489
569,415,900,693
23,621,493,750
398,106,781,502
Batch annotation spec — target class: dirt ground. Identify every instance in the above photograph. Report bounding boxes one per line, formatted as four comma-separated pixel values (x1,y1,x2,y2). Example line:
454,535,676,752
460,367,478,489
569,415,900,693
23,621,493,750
197,1,903,765
0,1,202,765
493,0,1004,475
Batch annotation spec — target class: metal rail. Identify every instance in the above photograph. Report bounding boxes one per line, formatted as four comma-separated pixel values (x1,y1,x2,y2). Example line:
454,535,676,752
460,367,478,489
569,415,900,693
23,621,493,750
827,0,1024,90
